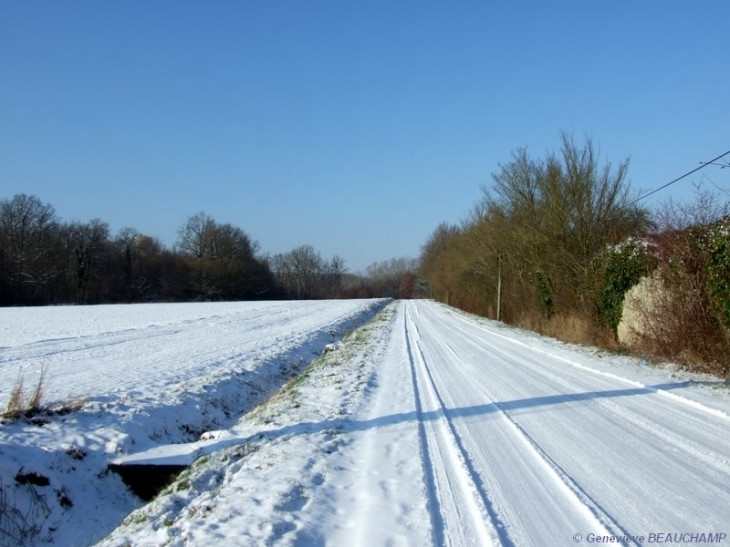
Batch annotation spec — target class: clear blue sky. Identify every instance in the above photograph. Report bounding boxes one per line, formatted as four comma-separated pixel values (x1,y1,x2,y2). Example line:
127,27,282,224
2,2,728,272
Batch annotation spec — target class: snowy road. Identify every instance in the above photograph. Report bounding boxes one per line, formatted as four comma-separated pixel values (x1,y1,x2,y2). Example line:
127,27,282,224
7,300,728,546
319,301,730,546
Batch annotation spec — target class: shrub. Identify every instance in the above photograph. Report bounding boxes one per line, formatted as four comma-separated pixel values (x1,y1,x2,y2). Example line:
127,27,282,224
629,219,729,377
595,238,657,335
706,217,730,329
535,270,554,319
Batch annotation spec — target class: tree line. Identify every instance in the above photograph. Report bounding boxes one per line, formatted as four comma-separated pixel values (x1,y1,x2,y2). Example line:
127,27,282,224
0,194,420,306
420,133,650,323
418,133,729,376
0,197,272,305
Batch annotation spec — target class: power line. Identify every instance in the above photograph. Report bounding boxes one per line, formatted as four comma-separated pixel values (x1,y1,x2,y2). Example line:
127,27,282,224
631,149,730,204
700,161,730,169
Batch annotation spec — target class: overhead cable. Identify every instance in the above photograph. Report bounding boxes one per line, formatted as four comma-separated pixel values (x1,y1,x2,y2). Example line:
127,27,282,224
632,149,730,204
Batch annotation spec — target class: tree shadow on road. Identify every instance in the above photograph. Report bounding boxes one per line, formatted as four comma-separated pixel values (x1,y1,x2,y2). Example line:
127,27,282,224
250,380,722,443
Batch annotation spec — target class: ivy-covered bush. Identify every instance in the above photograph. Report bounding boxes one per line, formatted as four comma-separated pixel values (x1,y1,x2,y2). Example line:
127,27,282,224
535,270,554,318
595,238,657,335
706,217,730,329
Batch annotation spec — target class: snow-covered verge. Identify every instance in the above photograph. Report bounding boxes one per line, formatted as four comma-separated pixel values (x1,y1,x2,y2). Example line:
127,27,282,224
97,305,399,547
0,300,388,547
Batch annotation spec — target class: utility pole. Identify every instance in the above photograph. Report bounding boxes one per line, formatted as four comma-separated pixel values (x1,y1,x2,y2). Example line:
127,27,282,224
496,254,502,322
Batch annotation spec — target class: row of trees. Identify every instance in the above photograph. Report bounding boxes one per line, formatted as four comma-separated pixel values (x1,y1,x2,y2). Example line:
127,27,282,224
420,133,649,325
418,133,729,375
0,195,276,305
0,194,420,306
269,250,420,300
270,246,347,299
176,212,274,301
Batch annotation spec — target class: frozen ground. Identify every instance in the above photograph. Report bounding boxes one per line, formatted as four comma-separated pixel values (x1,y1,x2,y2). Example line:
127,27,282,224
2,300,730,546
0,300,387,546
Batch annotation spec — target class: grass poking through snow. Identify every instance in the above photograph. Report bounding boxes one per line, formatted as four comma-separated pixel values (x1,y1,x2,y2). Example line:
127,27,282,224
1,364,85,422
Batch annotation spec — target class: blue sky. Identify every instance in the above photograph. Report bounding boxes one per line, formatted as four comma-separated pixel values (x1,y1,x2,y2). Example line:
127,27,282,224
1,2,728,272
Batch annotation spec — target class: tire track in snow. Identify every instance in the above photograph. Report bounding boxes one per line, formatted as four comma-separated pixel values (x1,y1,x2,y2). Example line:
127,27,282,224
441,310,730,477
509,347,729,474
466,376,633,540
404,304,505,547
417,301,730,535
444,305,730,422
404,314,448,547
410,301,619,544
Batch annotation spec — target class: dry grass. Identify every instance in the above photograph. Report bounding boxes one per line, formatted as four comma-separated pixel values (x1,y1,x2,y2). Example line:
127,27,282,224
3,369,26,418
2,366,47,419
515,311,609,348
26,364,46,413
1,365,85,422
505,261,729,378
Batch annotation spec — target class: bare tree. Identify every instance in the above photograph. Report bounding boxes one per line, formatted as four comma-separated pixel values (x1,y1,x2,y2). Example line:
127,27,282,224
112,228,164,302
0,194,58,304
176,212,271,301
484,133,649,315
289,245,323,299
270,252,295,298
208,223,255,262
365,257,419,298
323,255,347,298
177,212,216,259
63,219,110,303
176,212,220,299
270,247,346,299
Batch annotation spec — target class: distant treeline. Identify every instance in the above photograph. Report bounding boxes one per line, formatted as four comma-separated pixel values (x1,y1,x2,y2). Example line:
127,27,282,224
417,133,729,377
0,197,418,306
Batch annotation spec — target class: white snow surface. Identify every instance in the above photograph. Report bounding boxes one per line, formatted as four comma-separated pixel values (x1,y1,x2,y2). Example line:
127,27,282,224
0,299,387,546
3,299,730,546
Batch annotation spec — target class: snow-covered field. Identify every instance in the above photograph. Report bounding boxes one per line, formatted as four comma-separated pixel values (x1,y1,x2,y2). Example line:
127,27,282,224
2,300,730,546
0,300,387,546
